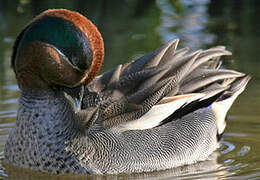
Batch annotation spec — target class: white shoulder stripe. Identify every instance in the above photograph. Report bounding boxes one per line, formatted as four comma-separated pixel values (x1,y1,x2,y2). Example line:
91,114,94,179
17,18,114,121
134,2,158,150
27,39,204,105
118,93,205,130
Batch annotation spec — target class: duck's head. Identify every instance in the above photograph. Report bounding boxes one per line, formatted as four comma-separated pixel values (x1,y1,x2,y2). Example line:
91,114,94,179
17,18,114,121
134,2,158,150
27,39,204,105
11,9,104,91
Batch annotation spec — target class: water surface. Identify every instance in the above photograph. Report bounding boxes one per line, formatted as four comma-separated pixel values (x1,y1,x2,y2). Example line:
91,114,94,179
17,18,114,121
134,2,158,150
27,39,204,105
0,0,259,179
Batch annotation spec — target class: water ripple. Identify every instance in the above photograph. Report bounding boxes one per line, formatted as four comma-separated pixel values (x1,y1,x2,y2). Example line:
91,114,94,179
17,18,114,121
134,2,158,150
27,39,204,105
3,85,19,91
0,110,16,119
237,146,251,157
221,141,236,154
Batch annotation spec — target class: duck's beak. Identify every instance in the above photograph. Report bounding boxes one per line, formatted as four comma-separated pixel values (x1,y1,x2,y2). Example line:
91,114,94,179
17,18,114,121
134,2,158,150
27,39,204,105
62,84,85,112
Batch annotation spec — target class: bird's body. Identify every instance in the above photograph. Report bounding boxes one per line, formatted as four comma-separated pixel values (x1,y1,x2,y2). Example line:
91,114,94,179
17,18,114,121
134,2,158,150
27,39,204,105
4,9,250,174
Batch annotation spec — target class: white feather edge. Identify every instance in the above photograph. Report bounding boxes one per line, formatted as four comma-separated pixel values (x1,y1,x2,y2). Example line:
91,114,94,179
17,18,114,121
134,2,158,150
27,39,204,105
117,93,205,130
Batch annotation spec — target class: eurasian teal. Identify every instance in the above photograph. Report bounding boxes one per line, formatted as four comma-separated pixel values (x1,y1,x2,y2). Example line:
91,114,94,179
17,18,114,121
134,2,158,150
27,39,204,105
4,9,250,174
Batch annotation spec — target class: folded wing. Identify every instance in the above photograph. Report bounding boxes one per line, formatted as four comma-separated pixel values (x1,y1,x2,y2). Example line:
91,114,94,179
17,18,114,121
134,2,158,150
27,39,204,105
81,39,248,131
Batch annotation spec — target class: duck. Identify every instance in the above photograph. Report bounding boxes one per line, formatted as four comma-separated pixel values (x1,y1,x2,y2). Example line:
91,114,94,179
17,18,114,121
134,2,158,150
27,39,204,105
4,9,250,175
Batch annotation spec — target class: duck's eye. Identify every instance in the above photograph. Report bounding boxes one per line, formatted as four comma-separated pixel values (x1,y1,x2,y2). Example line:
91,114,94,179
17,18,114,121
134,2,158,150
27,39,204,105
69,45,93,71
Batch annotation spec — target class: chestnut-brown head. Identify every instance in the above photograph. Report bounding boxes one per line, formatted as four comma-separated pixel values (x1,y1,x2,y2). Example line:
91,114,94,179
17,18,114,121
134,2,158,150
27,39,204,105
12,9,104,90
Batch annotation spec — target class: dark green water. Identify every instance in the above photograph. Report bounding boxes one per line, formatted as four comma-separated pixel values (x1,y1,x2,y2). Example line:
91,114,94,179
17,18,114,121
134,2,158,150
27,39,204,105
0,0,259,179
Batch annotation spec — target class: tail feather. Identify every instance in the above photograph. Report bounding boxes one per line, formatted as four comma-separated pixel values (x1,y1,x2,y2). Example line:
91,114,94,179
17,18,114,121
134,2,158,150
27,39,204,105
187,48,231,73
170,47,190,59
212,76,251,135
158,39,179,66
200,83,230,100
180,69,245,93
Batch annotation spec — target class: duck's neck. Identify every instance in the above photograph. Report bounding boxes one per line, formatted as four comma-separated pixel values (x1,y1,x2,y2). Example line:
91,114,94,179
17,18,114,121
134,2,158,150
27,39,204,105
5,89,85,173
18,89,77,133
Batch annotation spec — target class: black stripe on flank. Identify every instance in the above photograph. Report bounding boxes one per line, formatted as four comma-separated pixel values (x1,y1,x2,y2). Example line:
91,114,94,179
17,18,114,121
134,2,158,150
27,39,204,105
158,92,224,127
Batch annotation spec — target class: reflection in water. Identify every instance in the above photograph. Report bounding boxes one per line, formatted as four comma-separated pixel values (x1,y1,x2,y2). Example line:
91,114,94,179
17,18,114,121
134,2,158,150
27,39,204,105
157,0,215,49
0,0,259,179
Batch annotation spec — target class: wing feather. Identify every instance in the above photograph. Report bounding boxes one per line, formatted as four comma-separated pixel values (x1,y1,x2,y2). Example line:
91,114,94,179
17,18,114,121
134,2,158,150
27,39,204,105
81,39,248,130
